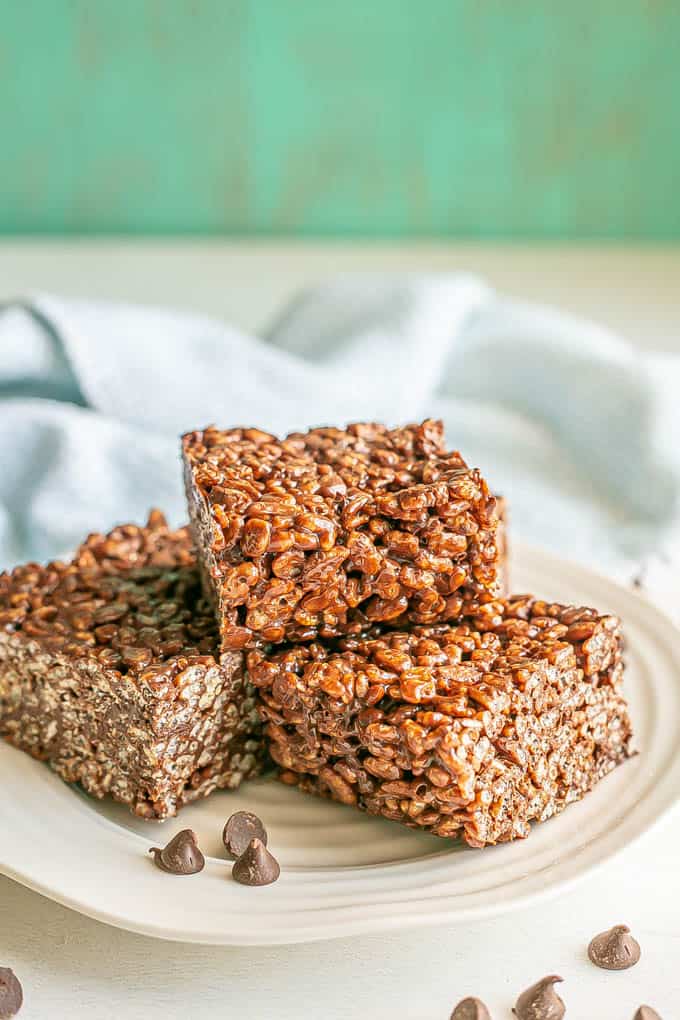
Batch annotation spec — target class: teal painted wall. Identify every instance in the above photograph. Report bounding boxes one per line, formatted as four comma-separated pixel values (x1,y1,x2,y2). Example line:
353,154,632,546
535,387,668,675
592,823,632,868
1,1,679,238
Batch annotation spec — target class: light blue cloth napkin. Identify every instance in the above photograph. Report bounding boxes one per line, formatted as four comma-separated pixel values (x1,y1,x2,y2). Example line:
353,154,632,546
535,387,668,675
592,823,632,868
1,277,679,581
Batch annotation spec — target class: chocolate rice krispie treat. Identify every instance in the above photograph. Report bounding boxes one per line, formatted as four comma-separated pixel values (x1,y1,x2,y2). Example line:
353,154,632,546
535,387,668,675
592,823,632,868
0,511,262,820
182,420,503,651
249,596,632,847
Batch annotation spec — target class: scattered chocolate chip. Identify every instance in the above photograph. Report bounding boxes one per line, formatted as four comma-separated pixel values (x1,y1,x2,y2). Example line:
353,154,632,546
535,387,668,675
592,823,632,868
450,996,491,1020
588,924,641,970
149,829,205,875
232,837,280,886
513,975,565,1020
634,1008,662,1020
223,810,268,859
0,968,23,1019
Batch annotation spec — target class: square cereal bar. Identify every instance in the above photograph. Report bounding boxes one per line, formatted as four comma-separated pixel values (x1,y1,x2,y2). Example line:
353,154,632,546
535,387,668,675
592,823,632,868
249,596,632,847
182,420,503,650
0,511,262,820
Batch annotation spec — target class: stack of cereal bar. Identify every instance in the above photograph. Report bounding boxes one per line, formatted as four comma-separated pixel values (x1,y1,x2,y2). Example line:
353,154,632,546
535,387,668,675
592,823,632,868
0,420,632,844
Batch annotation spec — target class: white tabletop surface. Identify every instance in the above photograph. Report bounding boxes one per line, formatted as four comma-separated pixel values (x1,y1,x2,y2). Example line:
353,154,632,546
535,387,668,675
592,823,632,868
1,241,679,1020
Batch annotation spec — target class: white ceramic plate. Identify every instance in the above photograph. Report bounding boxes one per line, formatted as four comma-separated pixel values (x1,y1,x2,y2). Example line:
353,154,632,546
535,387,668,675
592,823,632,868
2,542,680,945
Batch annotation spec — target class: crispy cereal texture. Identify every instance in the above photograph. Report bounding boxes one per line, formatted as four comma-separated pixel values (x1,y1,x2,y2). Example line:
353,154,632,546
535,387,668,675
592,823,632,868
183,420,502,650
249,595,632,847
0,511,263,820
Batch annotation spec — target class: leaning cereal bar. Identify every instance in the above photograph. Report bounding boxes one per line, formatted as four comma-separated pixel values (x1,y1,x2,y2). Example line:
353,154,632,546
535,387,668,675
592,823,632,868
0,512,262,820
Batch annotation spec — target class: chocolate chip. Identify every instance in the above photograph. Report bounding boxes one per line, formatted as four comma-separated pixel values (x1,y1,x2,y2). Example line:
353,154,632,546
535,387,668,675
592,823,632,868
513,975,565,1020
0,968,23,1019
588,924,641,970
232,838,280,886
634,1008,662,1020
149,829,205,875
450,996,491,1020
223,810,268,860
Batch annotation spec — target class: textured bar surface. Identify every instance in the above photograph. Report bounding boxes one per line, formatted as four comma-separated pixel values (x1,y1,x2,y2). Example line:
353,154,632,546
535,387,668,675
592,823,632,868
249,595,632,847
0,512,262,820
183,420,502,650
